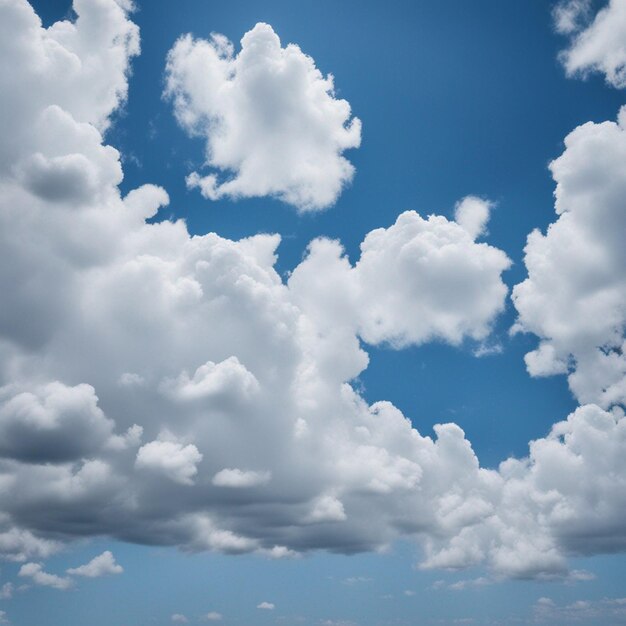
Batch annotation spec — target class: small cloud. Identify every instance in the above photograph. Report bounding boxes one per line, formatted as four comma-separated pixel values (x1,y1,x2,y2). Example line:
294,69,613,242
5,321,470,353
203,612,222,621
473,342,503,358
67,551,123,578
171,615,189,624
257,602,275,610
0,583,13,599
18,563,72,590
448,577,490,591
342,576,372,586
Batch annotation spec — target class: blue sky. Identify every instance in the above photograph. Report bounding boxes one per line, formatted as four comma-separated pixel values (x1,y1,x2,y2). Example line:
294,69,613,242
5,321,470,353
2,0,626,624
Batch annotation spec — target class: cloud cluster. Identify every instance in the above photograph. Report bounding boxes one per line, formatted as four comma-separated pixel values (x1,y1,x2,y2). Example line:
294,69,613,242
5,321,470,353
556,0,626,88
0,0,625,587
512,106,626,407
533,595,626,623
164,23,361,212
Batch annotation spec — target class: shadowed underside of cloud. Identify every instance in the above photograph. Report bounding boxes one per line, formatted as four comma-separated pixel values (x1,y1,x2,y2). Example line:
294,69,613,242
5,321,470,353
0,0,624,583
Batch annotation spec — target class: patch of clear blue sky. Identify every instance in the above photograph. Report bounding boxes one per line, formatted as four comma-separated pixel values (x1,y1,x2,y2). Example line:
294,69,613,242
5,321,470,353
19,1,626,624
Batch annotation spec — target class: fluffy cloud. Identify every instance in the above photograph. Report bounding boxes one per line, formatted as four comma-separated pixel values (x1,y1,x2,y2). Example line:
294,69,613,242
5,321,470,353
0,0,625,584
512,107,626,407
257,602,275,610
164,23,361,212
556,0,626,88
289,196,510,349
66,550,123,577
136,439,203,485
18,562,72,590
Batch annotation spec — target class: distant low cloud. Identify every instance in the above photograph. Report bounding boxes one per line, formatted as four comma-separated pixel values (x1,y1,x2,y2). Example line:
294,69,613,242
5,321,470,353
533,595,626,623
257,602,275,610
164,23,361,212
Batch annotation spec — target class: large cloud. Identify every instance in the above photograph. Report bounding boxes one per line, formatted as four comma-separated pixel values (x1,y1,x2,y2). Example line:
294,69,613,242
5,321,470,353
0,0,625,585
164,23,361,212
512,107,626,408
556,0,626,88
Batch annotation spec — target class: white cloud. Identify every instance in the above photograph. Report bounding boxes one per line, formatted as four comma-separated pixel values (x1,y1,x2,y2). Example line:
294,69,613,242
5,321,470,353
446,577,490,591
454,196,492,239
557,0,626,87
306,495,347,523
203,612,222,622
0,611,8,624
161,357,259,402
66,550,123,577
257,602,275,610
171,615,188,624
136,439,203,485
212,468,271,488
18,562,72,590
290,200,511,349
164,23,361,212
512,106,626,407
553,0,591,35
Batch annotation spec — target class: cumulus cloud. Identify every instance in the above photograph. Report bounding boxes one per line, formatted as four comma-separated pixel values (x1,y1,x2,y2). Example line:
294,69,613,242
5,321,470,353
18,562,72,590
203,612,223,621
164,23,361,212
0,0,625,584
171,615,189,624
136,439,203,485
257,602,275,610
289,199,511,349
66,550,123,577
556,0,626,88
161,357,260,403
512,107,626,407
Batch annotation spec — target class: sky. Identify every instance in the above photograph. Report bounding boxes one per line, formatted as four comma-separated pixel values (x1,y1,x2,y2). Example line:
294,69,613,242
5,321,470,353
1,0,626,624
